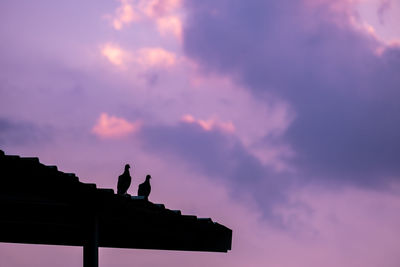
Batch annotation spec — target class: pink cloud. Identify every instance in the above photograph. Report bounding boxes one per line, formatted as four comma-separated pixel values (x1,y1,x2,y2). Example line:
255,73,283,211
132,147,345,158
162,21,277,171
136,47,177,67
110,0,140,30
101,43,127,66
106,0,184,41
142,0,182,18
92,113,140,139
181,114,235,133
100,43,177,69
107,0,182,31
156,16,183,41
169,68,295,172
303,0,400,43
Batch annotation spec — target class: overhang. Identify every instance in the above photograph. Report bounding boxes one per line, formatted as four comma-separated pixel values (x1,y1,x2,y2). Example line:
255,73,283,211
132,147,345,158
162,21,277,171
0,150,232,253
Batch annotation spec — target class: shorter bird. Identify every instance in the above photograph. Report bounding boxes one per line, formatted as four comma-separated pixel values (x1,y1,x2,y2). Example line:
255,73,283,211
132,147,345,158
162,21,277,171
117,164,131,195
138,174,151,201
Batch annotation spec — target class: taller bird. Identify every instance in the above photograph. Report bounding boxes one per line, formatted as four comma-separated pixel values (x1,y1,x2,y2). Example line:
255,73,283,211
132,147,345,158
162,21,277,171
138,174,151,201
117,164,131,195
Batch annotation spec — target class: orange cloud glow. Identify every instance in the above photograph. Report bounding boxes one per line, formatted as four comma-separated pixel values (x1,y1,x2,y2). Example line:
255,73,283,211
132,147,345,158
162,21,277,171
92,113,140,139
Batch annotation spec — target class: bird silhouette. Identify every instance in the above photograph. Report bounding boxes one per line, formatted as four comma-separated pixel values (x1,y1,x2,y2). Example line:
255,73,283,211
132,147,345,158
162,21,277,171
117,164,131,195
138,174,151,201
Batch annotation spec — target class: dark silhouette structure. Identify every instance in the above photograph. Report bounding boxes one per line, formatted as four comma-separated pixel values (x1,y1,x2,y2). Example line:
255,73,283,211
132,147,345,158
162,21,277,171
138,174,151,200
0,150,232,267
117,164,131,195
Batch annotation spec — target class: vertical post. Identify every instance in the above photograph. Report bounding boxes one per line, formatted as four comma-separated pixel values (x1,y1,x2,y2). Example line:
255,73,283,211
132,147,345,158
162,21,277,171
83,214,99,267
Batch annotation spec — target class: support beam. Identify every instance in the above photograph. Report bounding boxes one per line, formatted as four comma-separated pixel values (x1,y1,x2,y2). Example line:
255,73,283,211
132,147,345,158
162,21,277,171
83,215,99,267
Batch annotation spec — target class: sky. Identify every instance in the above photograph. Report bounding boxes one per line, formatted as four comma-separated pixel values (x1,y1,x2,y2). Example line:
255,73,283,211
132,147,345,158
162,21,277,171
0,0,400,266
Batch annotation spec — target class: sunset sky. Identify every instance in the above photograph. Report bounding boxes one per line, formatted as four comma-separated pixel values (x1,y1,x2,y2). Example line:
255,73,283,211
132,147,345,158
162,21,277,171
1,0,400,266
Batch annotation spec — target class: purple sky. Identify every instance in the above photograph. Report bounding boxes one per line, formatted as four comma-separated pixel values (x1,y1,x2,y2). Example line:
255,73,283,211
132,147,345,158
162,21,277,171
1,0,400,266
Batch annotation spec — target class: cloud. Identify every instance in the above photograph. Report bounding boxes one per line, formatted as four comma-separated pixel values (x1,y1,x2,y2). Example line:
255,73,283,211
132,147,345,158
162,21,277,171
266,184,400,267
377,0,391,24
181,114,235,133
138,120,291,217
100,44,176,69
182,0,400,185
0,118,53,146
142,0,182,18
111,0,139,30
107,0,183,40
156,15,183,40
136,47,176,67
101,43,127,66
92,113,140,139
